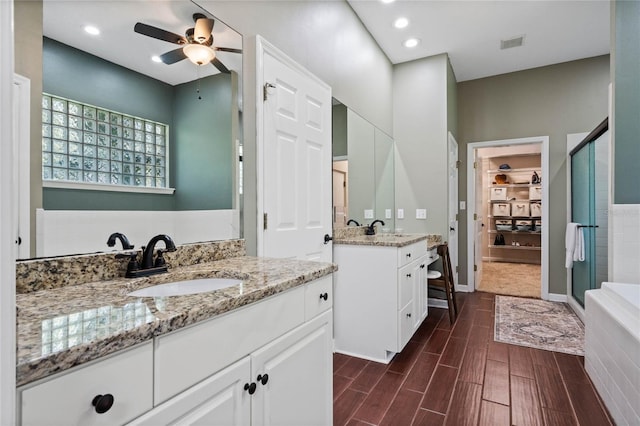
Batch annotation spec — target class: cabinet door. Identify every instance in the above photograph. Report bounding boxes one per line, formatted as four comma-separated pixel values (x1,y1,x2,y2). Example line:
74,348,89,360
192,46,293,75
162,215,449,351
416,258,428,321
251,310,332,426
128,358,250,426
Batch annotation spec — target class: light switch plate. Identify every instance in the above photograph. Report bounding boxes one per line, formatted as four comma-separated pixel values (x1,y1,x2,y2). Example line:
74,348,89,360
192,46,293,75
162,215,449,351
416,209,427,219
364,209,374,219
385,209,392,219
397,209,404,219
460,201,466,210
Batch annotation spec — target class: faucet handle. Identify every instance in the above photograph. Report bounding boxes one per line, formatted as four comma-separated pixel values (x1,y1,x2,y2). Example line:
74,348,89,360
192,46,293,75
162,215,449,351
116,252,140,276
154,249,168,267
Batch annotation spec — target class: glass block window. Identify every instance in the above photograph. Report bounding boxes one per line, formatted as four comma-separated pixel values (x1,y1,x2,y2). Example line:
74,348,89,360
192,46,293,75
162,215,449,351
42,94,169,188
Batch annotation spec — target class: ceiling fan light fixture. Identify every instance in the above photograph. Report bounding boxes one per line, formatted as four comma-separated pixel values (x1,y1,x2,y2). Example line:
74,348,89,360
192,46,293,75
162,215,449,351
151,55,162,63
183,43,215,65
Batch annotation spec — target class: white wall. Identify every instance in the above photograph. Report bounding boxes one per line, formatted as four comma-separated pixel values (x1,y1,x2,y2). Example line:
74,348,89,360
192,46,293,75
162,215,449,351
393,54,450,236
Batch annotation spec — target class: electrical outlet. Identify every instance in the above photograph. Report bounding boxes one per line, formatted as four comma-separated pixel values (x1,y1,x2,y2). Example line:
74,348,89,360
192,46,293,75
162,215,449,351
397,209,404,219
385,209,392,219
460,201,466,210
416,209,427,219
364,209,374,219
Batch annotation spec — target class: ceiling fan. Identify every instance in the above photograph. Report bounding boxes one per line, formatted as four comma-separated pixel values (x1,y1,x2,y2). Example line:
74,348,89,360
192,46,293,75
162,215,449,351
134,13,241,74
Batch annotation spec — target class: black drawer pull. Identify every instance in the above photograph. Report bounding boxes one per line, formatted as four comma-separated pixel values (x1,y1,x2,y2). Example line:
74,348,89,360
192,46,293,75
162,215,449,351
319,292,328,301
244,382,257,394
257,373,269,385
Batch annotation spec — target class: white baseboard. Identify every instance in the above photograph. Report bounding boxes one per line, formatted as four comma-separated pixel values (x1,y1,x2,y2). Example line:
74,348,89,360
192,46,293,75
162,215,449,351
547,293,568,302
454,283,471,293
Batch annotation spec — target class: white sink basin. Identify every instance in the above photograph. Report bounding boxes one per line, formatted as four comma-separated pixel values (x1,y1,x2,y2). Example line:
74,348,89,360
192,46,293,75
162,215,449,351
128,278,242,297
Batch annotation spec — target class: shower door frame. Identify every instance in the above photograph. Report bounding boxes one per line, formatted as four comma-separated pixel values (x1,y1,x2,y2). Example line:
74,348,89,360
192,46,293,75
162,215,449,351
566,118,609,321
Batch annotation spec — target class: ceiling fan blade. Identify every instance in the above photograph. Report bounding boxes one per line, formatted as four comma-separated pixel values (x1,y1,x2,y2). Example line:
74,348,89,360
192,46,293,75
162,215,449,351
194,17,214,44
211,57,231,74
134,22,186,45
159,48,187,64
214,47,242,54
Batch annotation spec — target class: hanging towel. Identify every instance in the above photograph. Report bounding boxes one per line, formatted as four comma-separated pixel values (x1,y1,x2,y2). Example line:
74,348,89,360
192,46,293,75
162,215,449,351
565,223,585,268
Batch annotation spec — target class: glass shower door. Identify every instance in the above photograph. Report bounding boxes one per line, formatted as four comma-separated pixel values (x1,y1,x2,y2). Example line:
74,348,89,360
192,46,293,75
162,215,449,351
571,144,595,306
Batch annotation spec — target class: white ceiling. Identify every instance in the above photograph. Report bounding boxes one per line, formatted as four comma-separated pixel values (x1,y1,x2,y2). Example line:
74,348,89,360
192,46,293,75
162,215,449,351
43,0,242,86
347,0,610,82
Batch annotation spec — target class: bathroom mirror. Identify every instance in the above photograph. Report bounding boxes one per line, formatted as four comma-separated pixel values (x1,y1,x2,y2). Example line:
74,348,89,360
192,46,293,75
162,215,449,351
32,0,242,257
332,100,395,231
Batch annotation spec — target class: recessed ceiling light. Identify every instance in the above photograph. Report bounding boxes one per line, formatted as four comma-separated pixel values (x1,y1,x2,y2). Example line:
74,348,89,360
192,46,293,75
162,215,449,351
381,0,395,4
394,17,409,29
151,56,162,63
403,38,420,48
84,25,100,36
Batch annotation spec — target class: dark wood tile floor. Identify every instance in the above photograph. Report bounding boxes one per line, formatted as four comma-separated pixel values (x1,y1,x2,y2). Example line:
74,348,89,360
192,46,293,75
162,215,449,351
333,292,614,426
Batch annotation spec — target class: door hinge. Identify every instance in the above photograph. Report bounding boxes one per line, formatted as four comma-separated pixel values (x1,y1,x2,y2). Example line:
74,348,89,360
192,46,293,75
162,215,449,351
455,213,459,221
474,213,477,220
473,161,477,169
474,264,478,272
263,82,275,101
263,212,268,230
456,160,461,169
343,181,346,188
456,265,459,273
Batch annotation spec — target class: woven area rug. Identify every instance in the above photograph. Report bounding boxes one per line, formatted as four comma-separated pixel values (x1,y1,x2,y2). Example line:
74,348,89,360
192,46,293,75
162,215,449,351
494,295,585,356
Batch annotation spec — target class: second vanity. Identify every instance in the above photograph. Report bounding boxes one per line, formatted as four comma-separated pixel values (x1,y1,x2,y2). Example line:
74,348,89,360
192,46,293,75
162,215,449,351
333,232,440,363
15,240,335,425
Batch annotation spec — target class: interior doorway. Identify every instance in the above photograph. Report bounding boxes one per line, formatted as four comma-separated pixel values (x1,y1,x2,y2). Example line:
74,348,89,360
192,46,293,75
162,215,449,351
467,136,550,300
332,160,348,228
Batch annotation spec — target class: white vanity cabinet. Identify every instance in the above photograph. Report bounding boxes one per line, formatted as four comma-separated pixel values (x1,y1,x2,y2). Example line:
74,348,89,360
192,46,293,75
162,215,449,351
18,275,333,426
334,241,429,363
132,274,333,426
19,342,153,426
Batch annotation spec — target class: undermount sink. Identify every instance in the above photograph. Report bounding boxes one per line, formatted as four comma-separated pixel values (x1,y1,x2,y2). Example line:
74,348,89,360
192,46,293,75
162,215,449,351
128,278,243,297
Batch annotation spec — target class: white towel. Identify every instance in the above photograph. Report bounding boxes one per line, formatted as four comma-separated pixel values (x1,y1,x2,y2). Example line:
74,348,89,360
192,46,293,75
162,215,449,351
565,223,585,268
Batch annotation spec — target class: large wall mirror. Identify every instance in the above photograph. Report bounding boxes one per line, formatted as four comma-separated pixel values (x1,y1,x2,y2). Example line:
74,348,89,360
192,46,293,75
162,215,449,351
332,100,395,231
32,0,242,257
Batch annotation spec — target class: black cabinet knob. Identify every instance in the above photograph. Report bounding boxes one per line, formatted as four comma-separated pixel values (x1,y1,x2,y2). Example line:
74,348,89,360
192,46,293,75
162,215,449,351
406,313,412,318
244,382,257,395
406,273,412,278
92,394,114,414
319,292,328,301
323,234,333,244
406,253,411,258
257,373,269,385
420,264,425,269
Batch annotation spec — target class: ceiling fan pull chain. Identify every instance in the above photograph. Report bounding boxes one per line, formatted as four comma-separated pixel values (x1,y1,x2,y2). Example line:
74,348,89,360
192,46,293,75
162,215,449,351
196,66,202,100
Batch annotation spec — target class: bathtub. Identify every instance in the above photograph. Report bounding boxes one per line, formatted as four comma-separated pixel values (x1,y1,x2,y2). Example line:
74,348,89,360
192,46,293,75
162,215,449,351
585,282,640,426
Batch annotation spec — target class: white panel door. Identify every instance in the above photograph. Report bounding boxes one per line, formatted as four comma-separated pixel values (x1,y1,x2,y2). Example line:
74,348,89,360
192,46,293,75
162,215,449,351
250,311,332,426
448,132,458,287
261,43,332,262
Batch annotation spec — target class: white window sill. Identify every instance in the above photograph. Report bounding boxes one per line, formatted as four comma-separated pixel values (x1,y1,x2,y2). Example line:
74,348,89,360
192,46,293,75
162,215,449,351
43,180,175,195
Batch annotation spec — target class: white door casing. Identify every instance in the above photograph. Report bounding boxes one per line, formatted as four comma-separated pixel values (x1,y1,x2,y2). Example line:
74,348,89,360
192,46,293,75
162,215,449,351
466,136,550,300
1,0,16,423
257,36,332,262
474,149,484,290
447,132,459,287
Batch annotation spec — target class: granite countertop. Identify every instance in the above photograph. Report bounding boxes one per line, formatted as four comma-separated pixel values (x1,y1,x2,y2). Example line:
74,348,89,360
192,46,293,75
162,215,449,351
16,256,336,386
334,233,440,249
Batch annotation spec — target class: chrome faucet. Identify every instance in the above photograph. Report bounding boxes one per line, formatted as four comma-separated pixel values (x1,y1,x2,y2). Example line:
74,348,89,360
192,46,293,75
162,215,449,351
107,232,134,250
141,234,177,270
366,220,385,235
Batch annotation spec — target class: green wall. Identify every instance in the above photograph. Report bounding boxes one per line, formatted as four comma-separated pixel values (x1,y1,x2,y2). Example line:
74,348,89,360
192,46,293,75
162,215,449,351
457,55,610,294
173,74,233,210
613,0,640,204
332,103,348,158
42,38,233,211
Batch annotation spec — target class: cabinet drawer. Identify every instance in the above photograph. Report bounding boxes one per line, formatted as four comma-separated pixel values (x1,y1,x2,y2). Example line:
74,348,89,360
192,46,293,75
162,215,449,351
490,187,508,200
154,285,305,404
20,342,153,426
398,263,414,308
398,242,427,267
398,302,414,351
305,275,333,321
529,186,542,200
